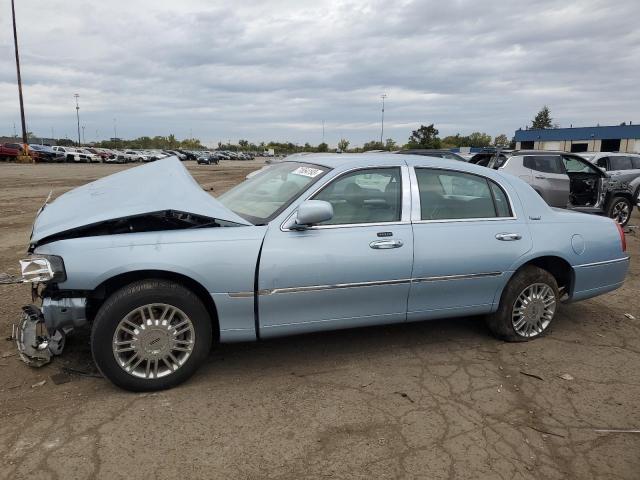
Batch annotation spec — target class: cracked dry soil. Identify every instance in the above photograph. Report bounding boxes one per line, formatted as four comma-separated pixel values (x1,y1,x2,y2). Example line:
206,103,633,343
1,162,639,479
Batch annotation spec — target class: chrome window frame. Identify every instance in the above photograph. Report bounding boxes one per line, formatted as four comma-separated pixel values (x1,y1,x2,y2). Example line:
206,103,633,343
409,166,518,223
280,165,412,231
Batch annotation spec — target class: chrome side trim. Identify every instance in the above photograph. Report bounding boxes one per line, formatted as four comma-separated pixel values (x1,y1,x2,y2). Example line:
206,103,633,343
227,271,503,297
574,257,629,268
412,271,503,283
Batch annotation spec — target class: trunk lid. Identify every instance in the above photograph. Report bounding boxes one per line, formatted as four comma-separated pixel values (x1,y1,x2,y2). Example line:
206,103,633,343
31,157,251,244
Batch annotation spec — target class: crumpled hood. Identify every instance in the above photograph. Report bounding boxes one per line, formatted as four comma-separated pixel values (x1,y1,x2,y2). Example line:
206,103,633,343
31,157,250,244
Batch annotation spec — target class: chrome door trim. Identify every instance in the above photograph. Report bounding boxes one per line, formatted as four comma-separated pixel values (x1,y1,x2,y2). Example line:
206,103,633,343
408,166,518,223
574,257,629,268
227,271,504,297
411,271,503,283
280,164,412,231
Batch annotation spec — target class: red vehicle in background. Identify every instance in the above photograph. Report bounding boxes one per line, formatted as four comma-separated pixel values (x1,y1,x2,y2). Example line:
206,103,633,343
0,143,25,161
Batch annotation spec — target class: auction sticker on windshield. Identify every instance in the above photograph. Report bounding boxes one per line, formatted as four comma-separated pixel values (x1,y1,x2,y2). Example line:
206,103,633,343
292,166,323,178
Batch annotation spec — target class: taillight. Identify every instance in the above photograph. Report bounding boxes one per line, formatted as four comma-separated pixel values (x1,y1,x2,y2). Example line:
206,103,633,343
615,222,626,252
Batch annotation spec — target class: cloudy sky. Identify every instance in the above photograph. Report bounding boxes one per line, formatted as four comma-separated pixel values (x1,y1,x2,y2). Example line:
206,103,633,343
1,0,639,147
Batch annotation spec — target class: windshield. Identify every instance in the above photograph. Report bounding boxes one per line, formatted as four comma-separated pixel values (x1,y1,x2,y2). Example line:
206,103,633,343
219,162,329,224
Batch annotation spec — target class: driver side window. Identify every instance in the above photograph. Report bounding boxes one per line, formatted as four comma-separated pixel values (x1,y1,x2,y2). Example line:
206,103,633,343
312,168,402,225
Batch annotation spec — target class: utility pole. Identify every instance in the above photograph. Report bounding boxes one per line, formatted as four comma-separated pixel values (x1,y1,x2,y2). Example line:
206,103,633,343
82,125,85,145
74,94,81,146
380,94,387,145
11,0,29,152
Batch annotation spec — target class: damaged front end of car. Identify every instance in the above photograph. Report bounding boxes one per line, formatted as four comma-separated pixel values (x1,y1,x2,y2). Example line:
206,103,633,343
4,158,252,368
3,254,86,367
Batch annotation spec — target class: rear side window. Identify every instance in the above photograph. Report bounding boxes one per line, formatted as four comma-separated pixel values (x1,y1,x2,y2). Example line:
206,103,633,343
596,157,609,169
415,169,512,220
609,156,633,170
523,155,564,174
631,157,640,169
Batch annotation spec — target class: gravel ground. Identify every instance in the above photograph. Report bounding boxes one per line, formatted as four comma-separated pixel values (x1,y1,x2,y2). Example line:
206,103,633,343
0,160,639,480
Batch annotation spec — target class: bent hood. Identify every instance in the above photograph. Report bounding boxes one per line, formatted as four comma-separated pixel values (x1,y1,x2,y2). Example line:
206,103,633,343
31,157,250,244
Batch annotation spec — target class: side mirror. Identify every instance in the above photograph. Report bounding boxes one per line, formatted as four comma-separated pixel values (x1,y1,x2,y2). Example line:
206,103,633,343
289,200,333,230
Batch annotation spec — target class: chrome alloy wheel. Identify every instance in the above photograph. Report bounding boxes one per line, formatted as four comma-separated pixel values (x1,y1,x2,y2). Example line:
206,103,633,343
612,201,630,225
112,304,195,379
511,283,556,337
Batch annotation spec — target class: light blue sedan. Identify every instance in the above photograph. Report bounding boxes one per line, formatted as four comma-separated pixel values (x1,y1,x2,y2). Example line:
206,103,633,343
11,155,629,391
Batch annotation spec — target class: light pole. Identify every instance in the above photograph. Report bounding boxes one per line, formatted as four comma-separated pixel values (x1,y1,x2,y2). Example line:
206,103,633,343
380,94,387,145
11,0,28,151
74,93,81,146
82,125,85,145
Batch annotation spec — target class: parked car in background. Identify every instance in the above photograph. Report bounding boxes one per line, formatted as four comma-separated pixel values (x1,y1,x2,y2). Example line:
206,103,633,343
0,143,25,161
397,149,467,161
28,144,64,163
8,155,629,391
469,148,514,166
85,148,110,162
196,152,220,165
124,150,150,162
488,150,634,225
52,146,82,162
76,148,101,163
581,152,640,184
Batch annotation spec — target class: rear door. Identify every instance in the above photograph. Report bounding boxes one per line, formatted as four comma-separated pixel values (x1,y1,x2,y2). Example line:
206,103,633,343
524,155,570,207
406,163,532,320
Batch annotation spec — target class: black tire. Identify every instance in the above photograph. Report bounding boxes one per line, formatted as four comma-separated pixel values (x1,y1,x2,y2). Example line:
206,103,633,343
91,279,212,391
486,266,559,342
606,196,632,226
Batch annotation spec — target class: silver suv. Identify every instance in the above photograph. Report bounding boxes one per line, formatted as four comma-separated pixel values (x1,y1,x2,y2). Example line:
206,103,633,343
581,152,640,184
489,150,634,225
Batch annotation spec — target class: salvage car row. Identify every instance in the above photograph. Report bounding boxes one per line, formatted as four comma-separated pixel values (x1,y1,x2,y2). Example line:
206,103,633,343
0,143,259,163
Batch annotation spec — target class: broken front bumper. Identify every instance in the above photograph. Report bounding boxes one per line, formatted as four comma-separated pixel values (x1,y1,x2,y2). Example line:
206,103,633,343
10,293,88,368
15,305,67,367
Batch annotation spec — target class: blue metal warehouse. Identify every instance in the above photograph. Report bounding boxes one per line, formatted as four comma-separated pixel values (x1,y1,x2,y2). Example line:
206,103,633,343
514,124,640,153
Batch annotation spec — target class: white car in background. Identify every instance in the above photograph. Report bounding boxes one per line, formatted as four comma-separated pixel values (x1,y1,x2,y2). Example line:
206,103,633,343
77,148,101,163
124,150,150,162
52,146,81,162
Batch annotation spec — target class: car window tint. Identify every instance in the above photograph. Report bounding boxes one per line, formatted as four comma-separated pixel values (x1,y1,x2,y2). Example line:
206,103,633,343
416,169,506,220
312,168,401,225
596,157,609,169
490,182,511,217
631,157,640,169
523,156,563,174
609,156,633,170
562,155,599,174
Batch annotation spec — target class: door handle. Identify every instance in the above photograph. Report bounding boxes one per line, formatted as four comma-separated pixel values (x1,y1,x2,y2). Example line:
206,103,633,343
534,175,547,179
495,233,522,241
370,239,403,249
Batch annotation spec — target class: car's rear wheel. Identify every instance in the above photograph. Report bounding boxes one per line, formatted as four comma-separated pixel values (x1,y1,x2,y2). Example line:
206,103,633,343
607,196,632,226
91,279,212,391
486,266,558,342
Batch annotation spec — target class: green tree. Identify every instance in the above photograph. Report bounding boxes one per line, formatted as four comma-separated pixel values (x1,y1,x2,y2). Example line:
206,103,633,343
407,124,441,149
384,138,397,151
362,140,384,151
238,139,249,150
531,106,554,129
337,138,350,152
468,132,492,147
493,134,509,147
317,142,329,152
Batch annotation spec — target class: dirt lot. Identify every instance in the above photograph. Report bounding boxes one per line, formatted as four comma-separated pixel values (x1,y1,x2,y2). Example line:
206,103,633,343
0,161,639,479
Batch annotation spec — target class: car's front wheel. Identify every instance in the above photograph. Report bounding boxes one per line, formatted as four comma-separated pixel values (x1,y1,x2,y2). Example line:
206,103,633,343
91,279,212,391
486,266,559,342
607,196,632,226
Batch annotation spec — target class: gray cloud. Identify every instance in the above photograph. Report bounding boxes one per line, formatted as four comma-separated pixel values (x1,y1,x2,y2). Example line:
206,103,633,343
0,0,638,146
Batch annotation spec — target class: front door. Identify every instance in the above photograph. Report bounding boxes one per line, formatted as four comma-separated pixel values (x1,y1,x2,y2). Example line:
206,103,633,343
258,166,413,338
406,165,532,321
